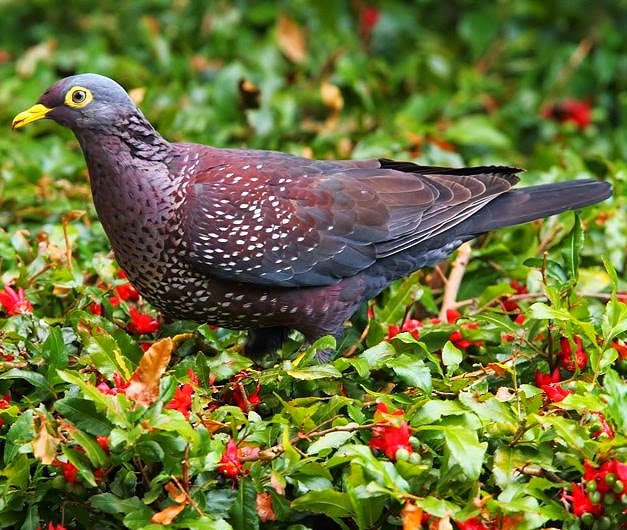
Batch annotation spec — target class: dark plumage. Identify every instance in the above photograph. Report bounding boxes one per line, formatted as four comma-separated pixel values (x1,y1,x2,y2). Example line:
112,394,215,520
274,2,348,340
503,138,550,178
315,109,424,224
13,74,612,361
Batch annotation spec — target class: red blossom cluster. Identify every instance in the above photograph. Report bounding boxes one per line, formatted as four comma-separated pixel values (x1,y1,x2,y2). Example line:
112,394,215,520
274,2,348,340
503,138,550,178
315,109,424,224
534,367,573,402
218,438,243,478
447,310,483,350
369,402,413,461
88,270,160,335
165,383,194,419
542,98,592,130
0,284,33,316
0,394,10,427
359,5,380,42
96,370,196,420
37,523,67,530
217,439,259,479
562,459,627,525
127,306,160,334
52,459,79,484
500,279,527,325
612,340,627,374
558,336,588,372
534,334,592,402
223,371,262,413
387,318,422,340
96,372,129,395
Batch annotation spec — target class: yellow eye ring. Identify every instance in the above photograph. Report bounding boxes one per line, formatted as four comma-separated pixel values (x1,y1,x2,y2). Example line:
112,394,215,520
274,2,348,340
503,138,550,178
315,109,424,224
65,86,93,108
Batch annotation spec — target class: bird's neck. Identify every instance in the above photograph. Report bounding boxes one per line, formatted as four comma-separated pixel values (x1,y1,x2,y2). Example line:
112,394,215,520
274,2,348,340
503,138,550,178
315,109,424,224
73,118,185,278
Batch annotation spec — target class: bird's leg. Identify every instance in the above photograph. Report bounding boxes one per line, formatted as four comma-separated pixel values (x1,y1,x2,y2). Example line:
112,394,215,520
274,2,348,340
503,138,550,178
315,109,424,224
244,327,289,358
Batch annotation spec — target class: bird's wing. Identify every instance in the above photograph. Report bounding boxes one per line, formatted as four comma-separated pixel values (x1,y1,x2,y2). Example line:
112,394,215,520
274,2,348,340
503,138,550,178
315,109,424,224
180,147,519,287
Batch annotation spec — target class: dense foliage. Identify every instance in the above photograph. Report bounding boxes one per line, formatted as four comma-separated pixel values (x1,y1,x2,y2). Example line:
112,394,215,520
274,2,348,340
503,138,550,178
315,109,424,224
0,2,625,529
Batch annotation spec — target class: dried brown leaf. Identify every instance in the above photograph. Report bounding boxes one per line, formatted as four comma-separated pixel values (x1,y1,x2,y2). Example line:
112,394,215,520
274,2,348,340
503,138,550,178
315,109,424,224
321,81,344,113
125,337,174,406
256,491,276,522
165,481,187,503
270,471,285,495
276,14,307,63
32,413,60,465
151,503,186,525
128,87,146,106
401,501,423,530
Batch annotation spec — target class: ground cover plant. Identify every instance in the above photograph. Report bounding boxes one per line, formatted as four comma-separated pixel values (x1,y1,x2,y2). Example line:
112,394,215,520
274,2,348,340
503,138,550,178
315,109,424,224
0,1,625,529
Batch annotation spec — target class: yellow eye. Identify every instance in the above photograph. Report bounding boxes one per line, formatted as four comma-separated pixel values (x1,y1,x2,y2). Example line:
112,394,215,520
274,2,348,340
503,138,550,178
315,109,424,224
65,86,93,108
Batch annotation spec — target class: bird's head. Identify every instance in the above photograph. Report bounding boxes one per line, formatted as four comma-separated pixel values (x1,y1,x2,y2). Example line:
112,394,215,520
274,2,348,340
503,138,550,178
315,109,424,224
12,73,138,131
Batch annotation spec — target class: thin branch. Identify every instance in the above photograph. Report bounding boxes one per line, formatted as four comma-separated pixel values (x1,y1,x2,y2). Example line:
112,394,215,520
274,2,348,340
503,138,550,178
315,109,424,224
439,242,472,320
240,422,372,463
170,475,204,517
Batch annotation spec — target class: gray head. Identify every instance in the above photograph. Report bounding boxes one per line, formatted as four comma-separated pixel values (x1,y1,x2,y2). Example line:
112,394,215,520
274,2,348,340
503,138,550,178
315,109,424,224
13,73,141,131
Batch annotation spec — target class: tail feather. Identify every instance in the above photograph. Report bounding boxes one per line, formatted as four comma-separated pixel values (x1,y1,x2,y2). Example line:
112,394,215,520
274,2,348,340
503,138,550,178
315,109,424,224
462,179,612,234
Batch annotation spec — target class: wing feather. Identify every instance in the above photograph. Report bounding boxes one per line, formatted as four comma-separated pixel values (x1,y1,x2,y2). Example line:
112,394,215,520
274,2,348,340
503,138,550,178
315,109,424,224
179,147,519,287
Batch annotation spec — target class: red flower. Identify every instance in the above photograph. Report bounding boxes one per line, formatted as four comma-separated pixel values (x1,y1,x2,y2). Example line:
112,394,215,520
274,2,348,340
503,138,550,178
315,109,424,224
114,282,140,302
127,306,160,334
359,6,380,40
47,523,68,530
562,482,603,517
388,318,422,340
96,372,129,395
187,368,199,386
0,394,10,427
456,516,489,530
542,99,592,129
218,438,243,477
509,279,528,295
232,382,262,413
96,435,110,453
541,383,573,403
0,284,33,316
446,309,461,323
369,403,413,460
558,336,587,371
535,367,561,387
611,340,627,358
165,384,194,419
584,459,627,494
53,460,78,484
535,369,572,402
450,328,483,350
88,302,103,315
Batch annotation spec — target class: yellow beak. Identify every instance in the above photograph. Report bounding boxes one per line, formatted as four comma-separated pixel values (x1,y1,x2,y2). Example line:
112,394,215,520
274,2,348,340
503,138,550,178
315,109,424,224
12,104,53,129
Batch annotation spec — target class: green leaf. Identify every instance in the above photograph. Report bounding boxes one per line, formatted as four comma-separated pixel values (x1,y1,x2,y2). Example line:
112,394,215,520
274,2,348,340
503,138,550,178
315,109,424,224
291,490,354,519
377,271,422,324
56,369,129,427
389,354,432,393
443,115,511,148
90,493,144,514
286,364,342,380
442,425,487,481
0,368,49,393
529,303,571,321
441,341,462,374
228,477,259,530
207,351,252,381
54,397,114,435
603,369,627,434
307,430,355,455
71,429,108,468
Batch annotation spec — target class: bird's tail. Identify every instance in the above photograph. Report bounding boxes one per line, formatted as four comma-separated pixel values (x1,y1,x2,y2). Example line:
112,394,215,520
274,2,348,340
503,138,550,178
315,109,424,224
461,179,612,234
